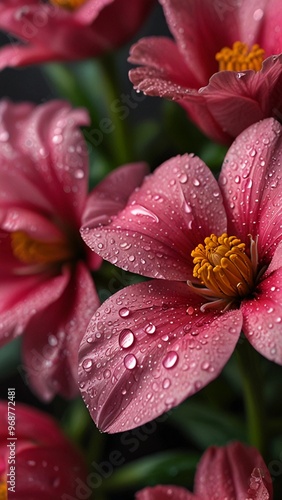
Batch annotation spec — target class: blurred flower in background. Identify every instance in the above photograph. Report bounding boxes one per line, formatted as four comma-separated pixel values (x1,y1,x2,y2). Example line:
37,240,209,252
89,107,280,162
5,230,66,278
129,0,282,143
0,0,155,68
78,117,282,432
136,441,273,500
0,400,88,500
0,99,102,401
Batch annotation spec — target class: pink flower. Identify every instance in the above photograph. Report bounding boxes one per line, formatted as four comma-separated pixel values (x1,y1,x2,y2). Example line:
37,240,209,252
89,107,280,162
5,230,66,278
0,400,88,499
78,117,282,432
0,0,154,69
136,442,273,500
129,0,282,144
0,98,147,401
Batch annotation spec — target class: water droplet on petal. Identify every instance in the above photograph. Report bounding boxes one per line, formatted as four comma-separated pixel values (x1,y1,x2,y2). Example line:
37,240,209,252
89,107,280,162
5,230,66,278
145,323,156,335
162,378,171,389
119,329,135,349
162,351,179,369
119,307,130,318
124,353,137,370
82,358,93,371
74,168,84,179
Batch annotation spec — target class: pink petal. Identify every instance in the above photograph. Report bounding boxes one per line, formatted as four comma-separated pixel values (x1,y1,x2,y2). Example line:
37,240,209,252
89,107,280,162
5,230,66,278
15,447,87,500
159,0,241,83
81,154,227,281
0,100,90,224
73,0,114,24
0,208,65,241
219,117,282,262
129,37,201,89
82,162,149,227
136,485,196,500
78,280,241,432
247,467,272,500
201,55,282,140
0,271,69,348
257,0,282,54
0,401,70,447
22,262,100,401
194,442,272,499
241,267,282,365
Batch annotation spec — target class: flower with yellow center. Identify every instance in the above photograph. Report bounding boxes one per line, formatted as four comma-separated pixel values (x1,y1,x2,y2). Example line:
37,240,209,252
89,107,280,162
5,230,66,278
11,231,74,267
188,233,259,312
215,41,265,72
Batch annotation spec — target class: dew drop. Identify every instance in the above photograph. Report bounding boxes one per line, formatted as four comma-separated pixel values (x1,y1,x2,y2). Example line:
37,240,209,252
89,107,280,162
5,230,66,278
178,173,188,184
201,361,210,371
162,378,171,389
193,178,200,187
162,351,179,369
103,369,111,379
74,168,84,179
82,358,93,371
119,329,135,349
144,323,156,335
119,307,130,318
124,353,137,370
187,306,194,315
235,175,241,184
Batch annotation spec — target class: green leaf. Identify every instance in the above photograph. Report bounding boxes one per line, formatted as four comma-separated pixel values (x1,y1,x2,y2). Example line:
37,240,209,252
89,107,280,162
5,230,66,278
169,400,246,449
102,450,200,491
0,337,21,379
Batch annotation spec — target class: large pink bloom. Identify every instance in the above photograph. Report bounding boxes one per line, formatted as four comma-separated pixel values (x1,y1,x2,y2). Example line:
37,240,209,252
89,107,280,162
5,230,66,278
0,400,87,500
0,0,154,69
136,442,273,500
79,117,282,432
129,0,282,144
0,98,147,401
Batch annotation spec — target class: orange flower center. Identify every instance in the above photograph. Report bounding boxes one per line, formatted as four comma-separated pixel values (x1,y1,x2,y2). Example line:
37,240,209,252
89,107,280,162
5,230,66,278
0,478,7,500
191,233,254,299
11,231,73,265
215,41,265,72
50,0,86,10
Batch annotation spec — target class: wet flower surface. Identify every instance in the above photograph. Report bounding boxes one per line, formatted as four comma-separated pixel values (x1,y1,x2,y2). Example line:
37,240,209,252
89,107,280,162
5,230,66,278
0,99,147,402
79,117,282,432
0,0,154,68
136,442,273,500
0,99,102,400
0,401,87,500
129,0,282,143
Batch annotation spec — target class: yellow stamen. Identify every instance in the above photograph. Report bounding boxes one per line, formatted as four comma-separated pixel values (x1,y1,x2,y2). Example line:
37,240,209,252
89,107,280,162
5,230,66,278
0,478,7,500
50,0,86,10
215,41,265,72
11,231,73,265
191,233,254,299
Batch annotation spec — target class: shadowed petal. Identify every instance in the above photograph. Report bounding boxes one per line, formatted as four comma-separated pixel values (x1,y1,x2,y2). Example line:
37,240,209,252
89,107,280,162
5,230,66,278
201,56,282,139
0,271,69,348
219,118,282,262
81,154,227,281
78,280,241,433
22,262,99,401
194,442,272,499
136,485,196,500
82,162,149,227
241,267,282,365
129,37,201,89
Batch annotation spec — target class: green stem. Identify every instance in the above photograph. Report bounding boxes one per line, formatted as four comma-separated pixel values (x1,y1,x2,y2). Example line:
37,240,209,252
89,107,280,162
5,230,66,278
97,53,134,165
236,338,265,453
